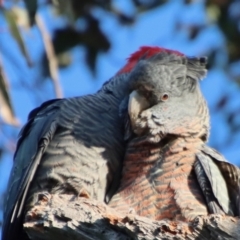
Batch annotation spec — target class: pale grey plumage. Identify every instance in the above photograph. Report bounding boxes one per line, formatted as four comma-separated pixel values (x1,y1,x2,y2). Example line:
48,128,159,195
196,145,240,216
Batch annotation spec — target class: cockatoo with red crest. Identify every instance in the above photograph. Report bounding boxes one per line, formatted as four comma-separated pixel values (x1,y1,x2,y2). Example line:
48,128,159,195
3,46,240,240
3,46,182,240
110,49,240,221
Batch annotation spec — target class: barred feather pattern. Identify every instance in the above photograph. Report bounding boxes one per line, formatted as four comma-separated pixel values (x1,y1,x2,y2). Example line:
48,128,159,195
196,145,240,216
109,137,208,221
3,47,190,240
3,73,131,240
25,74,131,208
109,52,236,221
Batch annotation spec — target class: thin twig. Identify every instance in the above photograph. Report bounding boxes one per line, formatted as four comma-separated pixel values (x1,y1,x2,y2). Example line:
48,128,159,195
35,14,63,98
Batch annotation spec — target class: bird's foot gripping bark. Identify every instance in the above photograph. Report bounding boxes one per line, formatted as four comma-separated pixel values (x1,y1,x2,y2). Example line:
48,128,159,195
23,194,240,240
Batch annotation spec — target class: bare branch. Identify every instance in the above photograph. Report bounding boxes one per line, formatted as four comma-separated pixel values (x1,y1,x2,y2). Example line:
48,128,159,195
24,194,240,240
35,14,63,98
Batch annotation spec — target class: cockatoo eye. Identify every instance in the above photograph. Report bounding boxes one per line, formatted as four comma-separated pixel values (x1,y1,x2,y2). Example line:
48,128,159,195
161,93,169,101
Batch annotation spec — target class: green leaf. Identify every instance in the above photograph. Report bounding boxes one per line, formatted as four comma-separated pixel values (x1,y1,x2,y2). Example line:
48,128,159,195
4,9,32,67
23,0,37,26
51,15,110,74
51,0,75,25
0,61,19,126
11,6,30,30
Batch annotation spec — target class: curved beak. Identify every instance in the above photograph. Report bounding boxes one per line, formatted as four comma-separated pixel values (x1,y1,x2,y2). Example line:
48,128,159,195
128,90,150,133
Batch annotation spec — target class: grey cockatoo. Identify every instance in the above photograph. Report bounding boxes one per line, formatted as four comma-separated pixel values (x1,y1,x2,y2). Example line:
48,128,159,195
2,46,183,240
109,51,240,221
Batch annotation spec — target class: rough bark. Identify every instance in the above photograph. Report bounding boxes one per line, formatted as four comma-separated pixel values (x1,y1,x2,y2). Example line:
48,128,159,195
24,193,240,240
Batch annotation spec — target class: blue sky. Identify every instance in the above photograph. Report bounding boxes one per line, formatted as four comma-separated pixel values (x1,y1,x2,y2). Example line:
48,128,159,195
0,0,240,235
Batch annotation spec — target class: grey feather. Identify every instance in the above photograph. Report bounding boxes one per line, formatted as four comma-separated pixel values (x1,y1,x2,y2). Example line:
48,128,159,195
201,145,240,216
196,145,240,216
194,159,224,214
2,73,131,240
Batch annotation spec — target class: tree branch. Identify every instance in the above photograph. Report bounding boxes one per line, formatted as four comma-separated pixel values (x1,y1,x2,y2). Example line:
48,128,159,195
24,194,240,240
35,14,63,98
